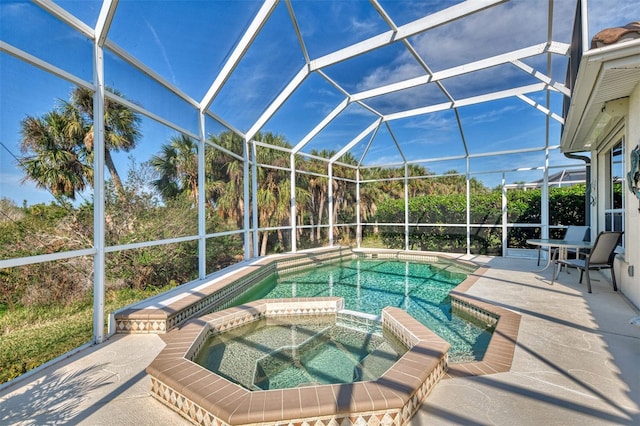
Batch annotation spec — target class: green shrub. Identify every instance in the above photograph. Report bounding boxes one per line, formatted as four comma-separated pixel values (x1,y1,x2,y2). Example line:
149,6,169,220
376,185,586,253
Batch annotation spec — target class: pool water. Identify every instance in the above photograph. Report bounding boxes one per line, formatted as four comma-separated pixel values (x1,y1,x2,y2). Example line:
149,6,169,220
236,259,492,363
194,315,407,390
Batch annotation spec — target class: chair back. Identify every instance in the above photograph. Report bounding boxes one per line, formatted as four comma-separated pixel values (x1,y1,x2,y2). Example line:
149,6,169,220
588,231,622,265
563,225,590,241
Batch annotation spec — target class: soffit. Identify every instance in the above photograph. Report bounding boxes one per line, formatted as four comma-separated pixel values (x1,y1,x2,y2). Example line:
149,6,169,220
561,39,640,152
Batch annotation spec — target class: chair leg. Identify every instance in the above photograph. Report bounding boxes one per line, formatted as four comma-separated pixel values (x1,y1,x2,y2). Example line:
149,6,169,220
579,269,584,283
610,267,618,292
586,269,592,293
537,248,541,266
551,261,557,285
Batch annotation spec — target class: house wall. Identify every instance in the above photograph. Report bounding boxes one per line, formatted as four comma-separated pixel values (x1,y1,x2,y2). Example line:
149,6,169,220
620,81,640,309
590,82,640,309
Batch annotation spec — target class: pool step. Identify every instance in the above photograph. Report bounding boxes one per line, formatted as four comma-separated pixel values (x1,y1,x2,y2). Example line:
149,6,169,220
253,327,331,390
355,341,402,381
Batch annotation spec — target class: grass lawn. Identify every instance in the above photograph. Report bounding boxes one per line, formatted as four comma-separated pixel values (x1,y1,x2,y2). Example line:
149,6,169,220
0,285,174,385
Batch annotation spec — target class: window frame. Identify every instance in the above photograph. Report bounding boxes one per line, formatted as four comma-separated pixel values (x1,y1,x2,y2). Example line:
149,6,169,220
603,134,625,249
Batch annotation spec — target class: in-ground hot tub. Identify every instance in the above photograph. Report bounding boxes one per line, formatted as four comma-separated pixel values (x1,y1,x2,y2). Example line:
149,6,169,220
194,312,409,391
147,297,450,426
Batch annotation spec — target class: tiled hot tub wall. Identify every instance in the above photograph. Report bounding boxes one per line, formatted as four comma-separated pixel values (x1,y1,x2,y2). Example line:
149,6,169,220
147,298,451,426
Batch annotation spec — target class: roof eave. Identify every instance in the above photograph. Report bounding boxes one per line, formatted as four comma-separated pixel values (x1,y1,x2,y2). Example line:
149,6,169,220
561,39,640,153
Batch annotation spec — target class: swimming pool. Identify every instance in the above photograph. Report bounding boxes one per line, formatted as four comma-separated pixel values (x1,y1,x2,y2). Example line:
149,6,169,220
145,250,521,425
234,259,492,363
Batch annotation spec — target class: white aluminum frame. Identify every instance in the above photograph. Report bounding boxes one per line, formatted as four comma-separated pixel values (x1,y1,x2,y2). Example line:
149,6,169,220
0,0,592,350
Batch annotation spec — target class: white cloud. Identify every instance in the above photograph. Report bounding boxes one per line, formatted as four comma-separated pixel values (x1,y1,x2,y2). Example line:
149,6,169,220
0,171,22,187
363,153,404,166
1,1,34,19
412,1,550,68
0,172,54,206
401,113,455,130
356,60,424,91
303,99,339,116
144,19,177,86
350,0,579,114
467,105,519,124
349,16,380,34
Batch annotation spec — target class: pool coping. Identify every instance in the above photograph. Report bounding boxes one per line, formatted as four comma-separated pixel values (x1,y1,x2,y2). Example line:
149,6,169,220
113,247,475,334
117,247,520,379
114,246,353,333
147,298,450,426
446,267,521,378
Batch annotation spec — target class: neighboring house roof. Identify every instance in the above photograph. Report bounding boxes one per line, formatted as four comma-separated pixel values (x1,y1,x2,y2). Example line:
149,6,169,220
561,23,640,153
531,169,586,187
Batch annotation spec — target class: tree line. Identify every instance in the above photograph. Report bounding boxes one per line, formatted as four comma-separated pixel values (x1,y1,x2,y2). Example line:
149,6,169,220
14,87,487,252
1,87,586,310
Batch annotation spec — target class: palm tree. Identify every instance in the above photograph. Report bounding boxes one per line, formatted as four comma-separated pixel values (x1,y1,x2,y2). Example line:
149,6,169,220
253,132,294,255
332,152,358,240
66,87,141,197
150,134,199,205
308,150,333,242
359,179,385,233
407,164,430,197
19,111,92,200
19,87,141,201
207,131,245,227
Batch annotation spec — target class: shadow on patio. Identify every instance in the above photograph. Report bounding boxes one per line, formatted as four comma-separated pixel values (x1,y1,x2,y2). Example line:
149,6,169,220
414,256,639,425
1,255,638,425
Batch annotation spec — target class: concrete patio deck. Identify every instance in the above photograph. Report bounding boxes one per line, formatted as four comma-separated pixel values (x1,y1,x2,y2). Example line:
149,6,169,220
1,256,638,425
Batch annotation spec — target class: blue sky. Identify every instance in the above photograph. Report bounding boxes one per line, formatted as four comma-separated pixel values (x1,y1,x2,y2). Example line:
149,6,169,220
0,0,636,206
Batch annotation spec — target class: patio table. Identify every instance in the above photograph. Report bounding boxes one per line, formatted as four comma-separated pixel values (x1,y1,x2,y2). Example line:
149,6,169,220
526,238,593,278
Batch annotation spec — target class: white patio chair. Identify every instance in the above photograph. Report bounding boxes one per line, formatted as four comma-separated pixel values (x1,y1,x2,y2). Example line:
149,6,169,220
537,225,589,266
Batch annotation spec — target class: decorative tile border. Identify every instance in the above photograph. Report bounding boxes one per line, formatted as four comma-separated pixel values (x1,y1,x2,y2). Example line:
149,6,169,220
114,247,349,334
355,250,440,264
114,247,472,334
139,253,520,426
352,249,476,282
275,246,352,275
119,247,521,380
450,297,499,328
351,249,518,368
337,310,383,334
147,298,450,426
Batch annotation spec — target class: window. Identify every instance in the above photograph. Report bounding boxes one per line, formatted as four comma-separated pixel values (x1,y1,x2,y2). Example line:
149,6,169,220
604,139,624,247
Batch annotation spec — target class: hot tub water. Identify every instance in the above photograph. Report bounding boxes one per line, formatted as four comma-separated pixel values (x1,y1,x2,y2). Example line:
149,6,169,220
194,314,408,390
